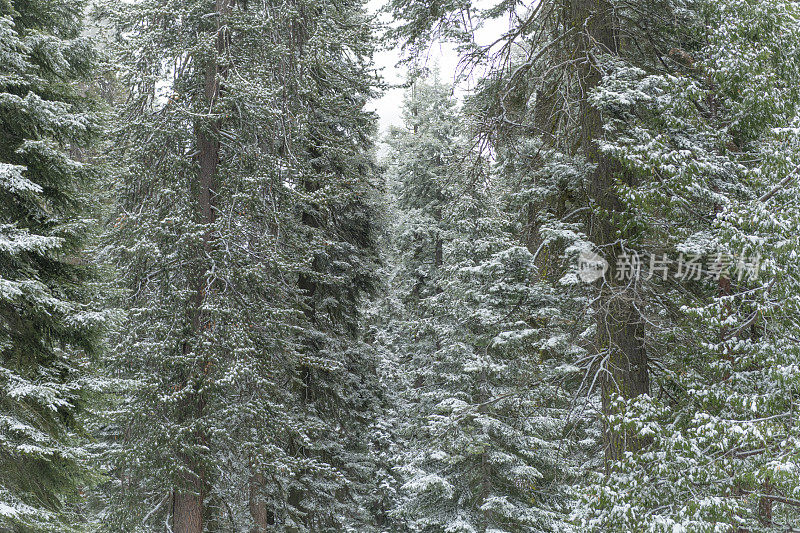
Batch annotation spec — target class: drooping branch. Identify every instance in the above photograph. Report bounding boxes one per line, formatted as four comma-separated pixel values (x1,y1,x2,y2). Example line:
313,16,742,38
758,161,800,202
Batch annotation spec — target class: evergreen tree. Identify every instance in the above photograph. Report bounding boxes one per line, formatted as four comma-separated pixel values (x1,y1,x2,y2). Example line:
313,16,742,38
95,0,384,530
576,0,800,529
387,0,800,530
377,78,458,530
381,77,579,532
0,0,100,529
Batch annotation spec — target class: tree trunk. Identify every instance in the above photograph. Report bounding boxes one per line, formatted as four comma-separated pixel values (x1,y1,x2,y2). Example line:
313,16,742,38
758,479,773,526
249,473,275,532
173,489,203,533
173,1,232,530
570,0,650,463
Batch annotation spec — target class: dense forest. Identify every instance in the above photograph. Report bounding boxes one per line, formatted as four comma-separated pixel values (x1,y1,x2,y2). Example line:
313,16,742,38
3,0,800,531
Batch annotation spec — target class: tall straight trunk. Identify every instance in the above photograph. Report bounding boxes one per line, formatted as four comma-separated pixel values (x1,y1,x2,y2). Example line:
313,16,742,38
287,208,319,530
173,491,203,533
249,473,274,532
173,1,231,530
570,0,650,463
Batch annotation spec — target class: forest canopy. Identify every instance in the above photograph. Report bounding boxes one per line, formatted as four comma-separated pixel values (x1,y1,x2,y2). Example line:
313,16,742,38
2,0,800,531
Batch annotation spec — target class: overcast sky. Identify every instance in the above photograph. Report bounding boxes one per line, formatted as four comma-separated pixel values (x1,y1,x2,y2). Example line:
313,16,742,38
365,1,462,137
365,1,510,139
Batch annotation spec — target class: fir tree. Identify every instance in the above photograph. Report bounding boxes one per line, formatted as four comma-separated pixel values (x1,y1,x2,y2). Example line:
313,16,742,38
381,77,579,532
95,0,384,530
0,0,100,529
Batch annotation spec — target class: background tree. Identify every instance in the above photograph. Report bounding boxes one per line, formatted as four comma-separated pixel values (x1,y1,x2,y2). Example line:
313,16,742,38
380,76,580,532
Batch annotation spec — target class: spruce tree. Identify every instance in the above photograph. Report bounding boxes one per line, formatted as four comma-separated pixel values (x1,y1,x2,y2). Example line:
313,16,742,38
386,0,800,530
96,0,384,530
381,77,579,532
0,0,100,529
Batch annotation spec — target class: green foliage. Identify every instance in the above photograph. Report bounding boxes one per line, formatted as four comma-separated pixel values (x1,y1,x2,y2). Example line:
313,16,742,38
380,77,582,532
0,0,101,530
93,0,386,530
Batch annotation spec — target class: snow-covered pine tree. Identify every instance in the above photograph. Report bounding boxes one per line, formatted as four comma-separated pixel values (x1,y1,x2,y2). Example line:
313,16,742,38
95,0,383,530
275,3,385,525
380,76,579,532
376,77,458,530
385,0,800,528
388,77,454,305
376,76,457,399
575,0,800,529
0,0,100,529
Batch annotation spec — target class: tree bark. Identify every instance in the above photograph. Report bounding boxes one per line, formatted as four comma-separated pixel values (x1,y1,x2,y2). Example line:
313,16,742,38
173,490,203,533
249,473,275,532
758,479,773,525
570,0,650,463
